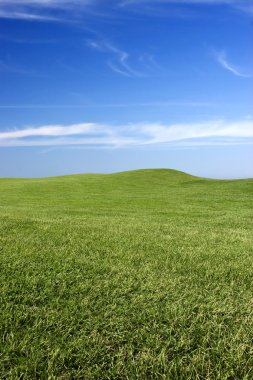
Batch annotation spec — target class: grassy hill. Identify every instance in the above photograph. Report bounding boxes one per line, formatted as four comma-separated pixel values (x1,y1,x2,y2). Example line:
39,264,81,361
0,169,253,379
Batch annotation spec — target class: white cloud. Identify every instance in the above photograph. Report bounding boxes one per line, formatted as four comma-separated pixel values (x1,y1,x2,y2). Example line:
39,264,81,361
0,0,94,21
0,123,95,139
0,0,92,6
0,101,214,108
120,0,251,5
87,39,143,77
216,51,252,78
1,119,252,147
1,0,252,21
0,9,62,20
139,120,253,145
119,0,253,19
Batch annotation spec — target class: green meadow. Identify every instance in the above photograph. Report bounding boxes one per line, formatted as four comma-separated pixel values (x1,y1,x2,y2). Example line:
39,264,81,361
0,169,253,379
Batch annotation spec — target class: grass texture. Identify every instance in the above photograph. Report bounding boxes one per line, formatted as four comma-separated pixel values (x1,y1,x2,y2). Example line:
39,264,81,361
0,169,253,379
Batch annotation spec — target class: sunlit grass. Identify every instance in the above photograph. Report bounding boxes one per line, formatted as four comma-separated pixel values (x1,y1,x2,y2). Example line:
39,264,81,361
0,169,253,379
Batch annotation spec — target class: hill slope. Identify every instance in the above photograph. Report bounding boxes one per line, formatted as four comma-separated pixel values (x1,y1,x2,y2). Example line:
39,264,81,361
0,168,252,216
0,169,253,379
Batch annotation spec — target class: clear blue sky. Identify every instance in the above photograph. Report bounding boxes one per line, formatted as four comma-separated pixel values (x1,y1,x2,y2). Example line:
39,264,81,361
0,0,252,178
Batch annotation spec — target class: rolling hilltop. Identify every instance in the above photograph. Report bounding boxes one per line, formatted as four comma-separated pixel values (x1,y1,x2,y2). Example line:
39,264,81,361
0,169,252,217
0,169,253,379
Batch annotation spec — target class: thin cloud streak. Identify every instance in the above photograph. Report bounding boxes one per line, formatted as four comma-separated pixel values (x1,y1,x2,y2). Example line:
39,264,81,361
0,123,96,139
87,39,143,77
0,0,93,8
0,9,61,21
119,0,253,19
0,101,214,109
120,0,251,5
1,119,252,147
215,51,252,78
1,0,252,21
0,0,93,21
106,61,131,77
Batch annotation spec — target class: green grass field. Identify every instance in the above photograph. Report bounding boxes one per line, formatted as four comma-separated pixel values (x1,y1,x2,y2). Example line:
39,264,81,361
0,169,253,379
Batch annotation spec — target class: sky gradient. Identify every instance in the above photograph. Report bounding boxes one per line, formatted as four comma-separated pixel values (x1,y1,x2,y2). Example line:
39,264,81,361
0,0,252,178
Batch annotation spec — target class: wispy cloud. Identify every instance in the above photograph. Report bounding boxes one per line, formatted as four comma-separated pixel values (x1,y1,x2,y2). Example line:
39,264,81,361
87,39,144,77
138,54,162,71
0,123,95,139
0,0,93,21
0,9,61,21
1,0,252,22
1,119,252,147
0,0,93,8
120,0,252,5
119,0,253,19
139,120,253,145
0,101,214,109
1,0,251,24
215,51,252,78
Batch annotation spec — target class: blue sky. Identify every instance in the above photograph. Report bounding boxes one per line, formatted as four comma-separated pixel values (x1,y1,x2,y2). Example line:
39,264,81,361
0,0,252,178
